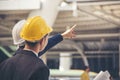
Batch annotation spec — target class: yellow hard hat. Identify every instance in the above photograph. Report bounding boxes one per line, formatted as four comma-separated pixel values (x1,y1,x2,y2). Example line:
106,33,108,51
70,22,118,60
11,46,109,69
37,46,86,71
20,16,53,42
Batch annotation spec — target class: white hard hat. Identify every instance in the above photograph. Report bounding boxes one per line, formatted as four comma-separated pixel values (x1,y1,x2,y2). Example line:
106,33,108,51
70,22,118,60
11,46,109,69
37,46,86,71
12,20,26,46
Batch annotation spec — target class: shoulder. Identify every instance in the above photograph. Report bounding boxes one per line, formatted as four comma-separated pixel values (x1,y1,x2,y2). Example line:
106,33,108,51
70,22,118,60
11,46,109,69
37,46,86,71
0,57,16,72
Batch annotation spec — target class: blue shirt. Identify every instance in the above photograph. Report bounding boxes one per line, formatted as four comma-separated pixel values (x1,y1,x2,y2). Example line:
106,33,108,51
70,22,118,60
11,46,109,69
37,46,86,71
39,34,63,56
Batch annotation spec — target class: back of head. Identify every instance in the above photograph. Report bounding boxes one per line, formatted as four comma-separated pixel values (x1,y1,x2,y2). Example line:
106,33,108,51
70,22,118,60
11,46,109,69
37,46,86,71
20,16,53,43
83,66,90,71
12,20,26,46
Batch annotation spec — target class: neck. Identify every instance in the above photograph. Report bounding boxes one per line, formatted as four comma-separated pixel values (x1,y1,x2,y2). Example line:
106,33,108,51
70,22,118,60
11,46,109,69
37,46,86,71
86,70,89,73
24,44,40,53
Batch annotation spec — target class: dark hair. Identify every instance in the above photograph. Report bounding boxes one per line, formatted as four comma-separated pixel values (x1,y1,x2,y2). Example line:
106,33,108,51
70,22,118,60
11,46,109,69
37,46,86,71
25,34,48,47
83,66,89,70
25,41,39,47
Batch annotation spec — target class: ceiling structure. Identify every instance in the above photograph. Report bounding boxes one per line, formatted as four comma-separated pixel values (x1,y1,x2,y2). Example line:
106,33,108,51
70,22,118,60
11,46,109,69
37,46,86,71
0,10,30,45
0,0,119,57
51,0,119,56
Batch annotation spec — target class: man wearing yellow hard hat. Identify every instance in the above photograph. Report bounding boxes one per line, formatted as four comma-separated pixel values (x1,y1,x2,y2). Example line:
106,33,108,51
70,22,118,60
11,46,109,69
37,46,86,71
0,16,76,80
0,16,52,80
11,18,76,57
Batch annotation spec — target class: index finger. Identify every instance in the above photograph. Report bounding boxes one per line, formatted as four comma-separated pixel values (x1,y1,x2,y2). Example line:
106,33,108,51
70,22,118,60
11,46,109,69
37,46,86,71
70,24,77,30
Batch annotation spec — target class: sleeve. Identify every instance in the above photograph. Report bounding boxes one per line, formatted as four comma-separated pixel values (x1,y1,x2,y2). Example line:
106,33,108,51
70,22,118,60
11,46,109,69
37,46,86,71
38,34,63,56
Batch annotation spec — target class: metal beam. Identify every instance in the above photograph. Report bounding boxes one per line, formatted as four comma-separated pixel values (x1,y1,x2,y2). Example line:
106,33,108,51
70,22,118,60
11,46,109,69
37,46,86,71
47,50,118,54
53,24,117,32
55,17,98,23
54,21,114,27
55,19,108,25
93,7,120,24
0,25,11,32
76,33,119,39
78,7,120,26
66,0,120,6
0,37,12,41
85,51,118,54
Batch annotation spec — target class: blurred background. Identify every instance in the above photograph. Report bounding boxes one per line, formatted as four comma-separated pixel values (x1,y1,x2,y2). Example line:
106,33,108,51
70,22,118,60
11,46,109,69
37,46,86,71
0,0,119,80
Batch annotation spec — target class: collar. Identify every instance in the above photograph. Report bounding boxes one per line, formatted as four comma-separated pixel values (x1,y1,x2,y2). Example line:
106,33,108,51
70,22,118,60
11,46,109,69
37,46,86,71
24,49,38,57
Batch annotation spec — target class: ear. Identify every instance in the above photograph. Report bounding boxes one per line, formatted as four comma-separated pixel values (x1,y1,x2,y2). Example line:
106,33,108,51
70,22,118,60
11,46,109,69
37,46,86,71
39,38,47,51
39,38,44,45
40,38,45,45
39,38,47,47
38,38,44,51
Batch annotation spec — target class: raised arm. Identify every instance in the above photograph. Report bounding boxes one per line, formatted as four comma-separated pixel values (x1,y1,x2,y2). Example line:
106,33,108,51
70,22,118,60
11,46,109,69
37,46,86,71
38,24,76,56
